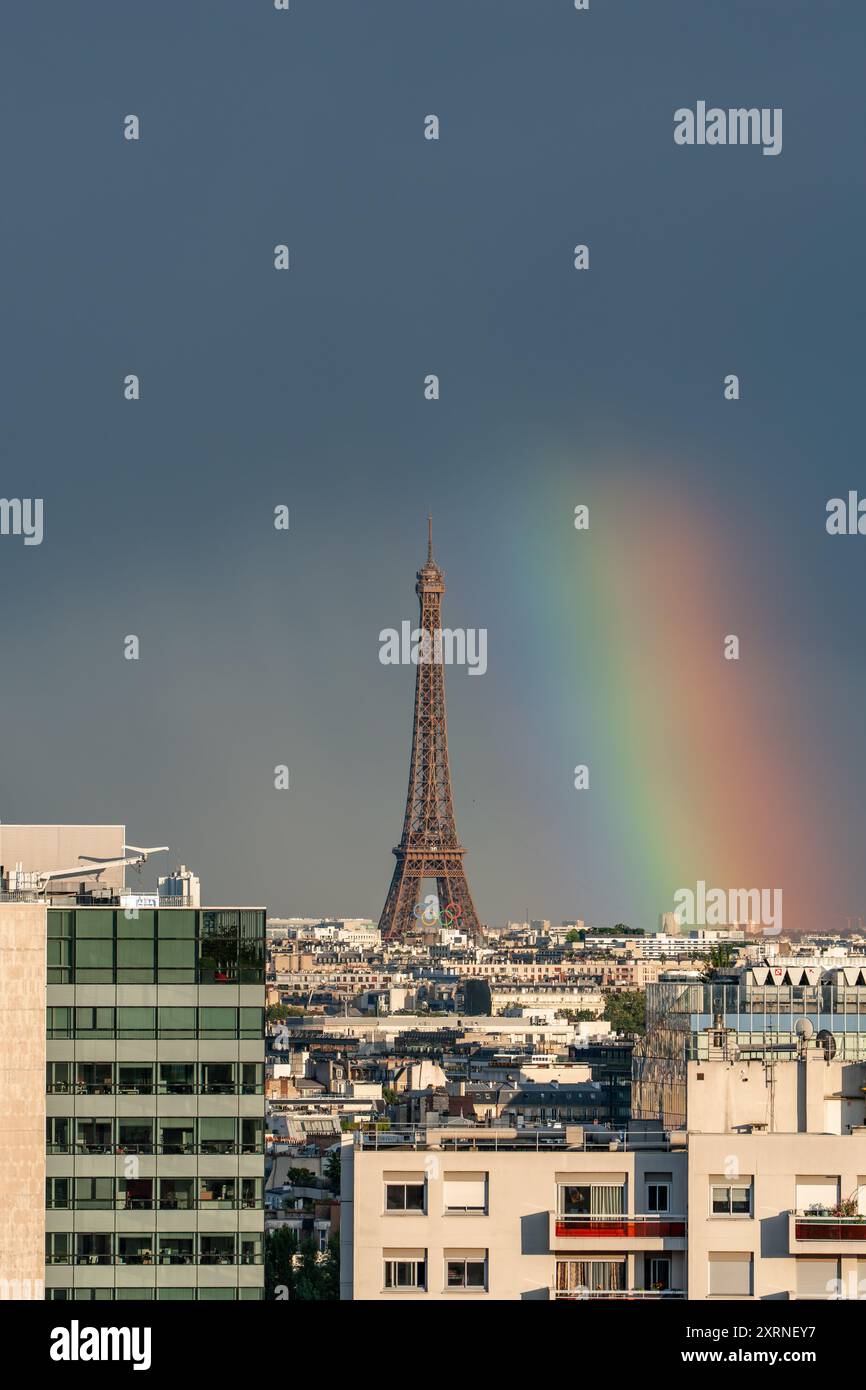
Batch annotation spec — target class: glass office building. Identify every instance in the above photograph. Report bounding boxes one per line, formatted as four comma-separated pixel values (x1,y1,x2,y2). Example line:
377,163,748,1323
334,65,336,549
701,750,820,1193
634,964,866,1129
44,905,266,1300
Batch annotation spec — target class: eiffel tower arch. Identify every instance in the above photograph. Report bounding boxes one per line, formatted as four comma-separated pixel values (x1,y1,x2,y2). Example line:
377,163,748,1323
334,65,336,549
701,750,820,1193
378,519,482,941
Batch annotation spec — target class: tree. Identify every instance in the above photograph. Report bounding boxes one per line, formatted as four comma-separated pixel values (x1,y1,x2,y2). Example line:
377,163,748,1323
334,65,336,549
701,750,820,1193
265,1229,339,1300
288,1167,318,1189
320,1233,340,1300
293,1239,326,1300
701,944,736,979
566,929,581,943
603,990,646,1036
324,1149,341,1193
265,1226,298,1299
267,1003,304,1022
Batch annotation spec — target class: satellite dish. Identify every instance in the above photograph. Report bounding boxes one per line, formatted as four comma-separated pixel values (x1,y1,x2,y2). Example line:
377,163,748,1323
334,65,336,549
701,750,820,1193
816,1028,837,1060
794,1018,815,1040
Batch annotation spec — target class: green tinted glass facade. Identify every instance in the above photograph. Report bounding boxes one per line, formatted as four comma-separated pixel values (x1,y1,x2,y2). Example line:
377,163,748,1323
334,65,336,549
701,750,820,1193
44,906,266,1301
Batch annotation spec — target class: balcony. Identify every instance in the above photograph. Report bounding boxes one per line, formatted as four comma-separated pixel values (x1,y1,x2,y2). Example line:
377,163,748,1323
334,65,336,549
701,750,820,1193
550,1212,687,1252
552,1288,686,1300
789,1210,866,1254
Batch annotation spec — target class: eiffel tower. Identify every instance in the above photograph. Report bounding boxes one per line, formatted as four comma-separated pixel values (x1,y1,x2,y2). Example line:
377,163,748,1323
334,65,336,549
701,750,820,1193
377,519,482,941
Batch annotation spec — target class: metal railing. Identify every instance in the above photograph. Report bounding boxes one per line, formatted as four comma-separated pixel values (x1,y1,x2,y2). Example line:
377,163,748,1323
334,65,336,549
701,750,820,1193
355,1125,675,1152
553,1288,686,1300
792,1211,866,1241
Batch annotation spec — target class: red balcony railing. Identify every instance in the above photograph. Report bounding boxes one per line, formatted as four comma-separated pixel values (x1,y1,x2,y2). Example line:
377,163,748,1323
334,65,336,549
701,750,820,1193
555,1214,686,1239
794,1214,866,1242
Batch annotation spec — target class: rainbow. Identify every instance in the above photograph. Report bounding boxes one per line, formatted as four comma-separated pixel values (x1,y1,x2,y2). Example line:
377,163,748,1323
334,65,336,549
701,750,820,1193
519,468,839,935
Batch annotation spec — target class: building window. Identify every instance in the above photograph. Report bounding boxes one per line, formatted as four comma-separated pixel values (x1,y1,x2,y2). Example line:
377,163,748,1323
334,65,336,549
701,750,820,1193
46,1061,72,1093
118,1063,154,1094
241,1234,263,1265
46,1116,70,1153
158,1062,194,1094
241,1177,263,1209
46,1232,71,1265
708,1253,752,1298
157,936,196,981
117,1118,154,1154
445,1255,487,1290
47,1007,71,1039
117,1007,155,1040
796,1259,840,1300
241,1062,264,1094
158,1234,195,1266
646,1183,670,1214
199,1118,236,1155
240,1007,263,1039
76,1062,114,1094
383,1255,426,1290
46,1177,70,1209
199,1235,237,1265
201,1006,237,1039
443,1173,487,1214
73,1007,114,1038
158,909,197,938
159,1118,196,1155
75,1233,113,1267
241,1117,263,1153
385,1180,426,1213
74,1177,114,1210
118,1178,153,1211
116,936,155,979
558,1183,624,1216
47,936,71,983
795,1176,840,1214
159,1178,195,1211
710,1180,752,1216
555,1259,625,1295
75,1118,113,1155
117,1235,155,1266
158,1006,196,1038
201,1062,235,1094
645,1256,671,1291
200,1178,236,1208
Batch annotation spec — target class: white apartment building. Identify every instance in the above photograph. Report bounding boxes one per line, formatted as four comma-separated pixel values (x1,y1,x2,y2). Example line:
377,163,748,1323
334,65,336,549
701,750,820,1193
342,1047,866,1301
488,984,604,1016
341,1125,687,1300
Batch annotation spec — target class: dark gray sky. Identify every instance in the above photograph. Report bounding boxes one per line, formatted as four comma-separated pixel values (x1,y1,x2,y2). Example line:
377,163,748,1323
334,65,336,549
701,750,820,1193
2,1,865,932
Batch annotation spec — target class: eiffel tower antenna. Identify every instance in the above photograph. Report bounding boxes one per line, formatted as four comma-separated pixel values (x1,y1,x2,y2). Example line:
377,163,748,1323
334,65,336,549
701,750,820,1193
377,519,482,941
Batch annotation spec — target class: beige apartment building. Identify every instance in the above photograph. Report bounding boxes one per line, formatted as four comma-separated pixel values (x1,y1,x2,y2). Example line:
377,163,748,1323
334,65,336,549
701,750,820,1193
0,901,47,1298
341,1125,687,1300
342,1045,866,1301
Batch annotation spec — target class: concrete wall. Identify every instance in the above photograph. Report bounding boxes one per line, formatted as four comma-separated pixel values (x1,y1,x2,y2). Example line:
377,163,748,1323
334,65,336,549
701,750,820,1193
0,903,47,1298
686,1055,866,1135
0,824,125,891
688,1132,866,1300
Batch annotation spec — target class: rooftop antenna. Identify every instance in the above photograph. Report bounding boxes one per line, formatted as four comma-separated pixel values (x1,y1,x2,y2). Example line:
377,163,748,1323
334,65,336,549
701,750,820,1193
427,513,434,564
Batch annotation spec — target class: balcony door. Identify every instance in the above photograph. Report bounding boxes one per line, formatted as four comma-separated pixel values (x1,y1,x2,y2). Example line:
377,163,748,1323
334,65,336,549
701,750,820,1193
555,1259,626,1294
559,1182,625,1217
